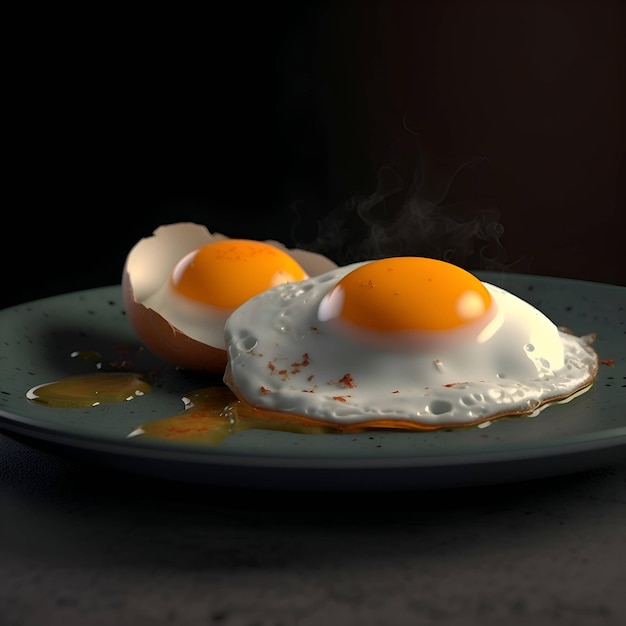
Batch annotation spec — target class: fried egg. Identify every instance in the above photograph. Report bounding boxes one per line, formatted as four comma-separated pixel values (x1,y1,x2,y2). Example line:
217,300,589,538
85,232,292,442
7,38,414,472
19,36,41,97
122,222,336,373
223,256,599,430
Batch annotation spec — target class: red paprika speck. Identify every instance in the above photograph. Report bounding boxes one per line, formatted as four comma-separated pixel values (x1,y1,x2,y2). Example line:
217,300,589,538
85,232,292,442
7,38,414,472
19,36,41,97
336,373,356,388
292,353,310,368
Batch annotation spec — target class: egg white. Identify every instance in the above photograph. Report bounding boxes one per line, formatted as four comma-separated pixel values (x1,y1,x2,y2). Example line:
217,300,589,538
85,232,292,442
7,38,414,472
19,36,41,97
223,262,599,428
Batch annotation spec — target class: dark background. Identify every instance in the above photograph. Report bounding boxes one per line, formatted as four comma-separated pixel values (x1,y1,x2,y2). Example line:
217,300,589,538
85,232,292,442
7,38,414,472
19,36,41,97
5,0,625,310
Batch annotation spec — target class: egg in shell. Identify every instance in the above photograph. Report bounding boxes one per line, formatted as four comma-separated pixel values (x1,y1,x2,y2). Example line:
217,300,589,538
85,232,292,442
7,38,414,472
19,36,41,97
223,256,599,430
122,222,337,373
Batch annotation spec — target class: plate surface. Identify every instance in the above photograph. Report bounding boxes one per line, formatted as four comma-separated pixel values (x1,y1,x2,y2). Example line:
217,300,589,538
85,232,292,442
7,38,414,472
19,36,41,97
1,272,624,491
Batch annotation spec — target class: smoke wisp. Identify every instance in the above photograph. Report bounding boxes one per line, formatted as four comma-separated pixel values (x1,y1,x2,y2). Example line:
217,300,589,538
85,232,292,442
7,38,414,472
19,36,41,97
293,147,515,273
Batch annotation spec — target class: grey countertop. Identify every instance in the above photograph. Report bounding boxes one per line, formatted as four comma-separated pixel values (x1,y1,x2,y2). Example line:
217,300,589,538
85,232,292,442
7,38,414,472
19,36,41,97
1,433,625,626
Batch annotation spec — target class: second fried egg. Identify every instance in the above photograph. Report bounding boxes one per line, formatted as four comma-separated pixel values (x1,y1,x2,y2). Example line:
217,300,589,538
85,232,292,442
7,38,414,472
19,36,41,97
223,257,599,429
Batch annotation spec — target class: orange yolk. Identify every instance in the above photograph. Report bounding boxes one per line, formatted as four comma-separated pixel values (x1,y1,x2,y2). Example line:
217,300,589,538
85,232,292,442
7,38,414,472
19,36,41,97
330,257,492,332
170,239,308,309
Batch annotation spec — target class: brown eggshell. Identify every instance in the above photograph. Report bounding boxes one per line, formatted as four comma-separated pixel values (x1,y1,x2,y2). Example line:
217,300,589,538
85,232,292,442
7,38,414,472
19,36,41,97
265,240,338,276
122,268,228,373
120,222,338,373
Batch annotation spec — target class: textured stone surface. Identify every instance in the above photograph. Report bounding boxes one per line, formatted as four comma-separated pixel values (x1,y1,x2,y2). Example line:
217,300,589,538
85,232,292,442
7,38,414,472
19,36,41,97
1,434,625,626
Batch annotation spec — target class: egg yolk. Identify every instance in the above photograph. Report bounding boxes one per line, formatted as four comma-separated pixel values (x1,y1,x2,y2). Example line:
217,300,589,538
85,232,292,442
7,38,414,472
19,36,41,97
321,257,492,332
170,239,308,309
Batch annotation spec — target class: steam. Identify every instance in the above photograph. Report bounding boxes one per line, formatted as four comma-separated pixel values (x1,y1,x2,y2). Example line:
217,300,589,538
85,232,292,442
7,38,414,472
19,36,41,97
292,148,511,272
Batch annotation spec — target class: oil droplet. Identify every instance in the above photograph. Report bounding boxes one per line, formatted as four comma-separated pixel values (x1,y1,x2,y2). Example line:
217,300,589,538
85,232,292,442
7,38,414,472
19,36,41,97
26,373,152,408
128,386,339,445
70,350,103,363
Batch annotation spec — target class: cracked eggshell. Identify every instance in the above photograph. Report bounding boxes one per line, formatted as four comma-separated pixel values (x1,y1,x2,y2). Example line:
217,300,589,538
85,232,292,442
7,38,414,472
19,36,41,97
121,222,337,373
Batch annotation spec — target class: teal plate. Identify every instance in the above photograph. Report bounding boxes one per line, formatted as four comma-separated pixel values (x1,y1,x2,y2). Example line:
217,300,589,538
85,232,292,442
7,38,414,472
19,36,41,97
1,272,624,491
